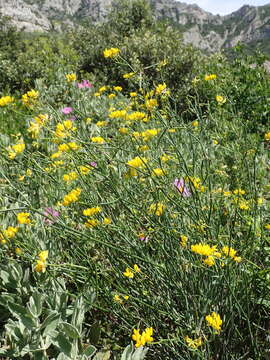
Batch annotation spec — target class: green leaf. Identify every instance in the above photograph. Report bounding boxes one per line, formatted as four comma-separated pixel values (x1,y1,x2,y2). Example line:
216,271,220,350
88,322,101,345
83,344,96,356
41,312,61,337
28,292,43,318
52,333,72,357
132,347,148,360
121,345,133,360
60,322,81,339
8,302,37,329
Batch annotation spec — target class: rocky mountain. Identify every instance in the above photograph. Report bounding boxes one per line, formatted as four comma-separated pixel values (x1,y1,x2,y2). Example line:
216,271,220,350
0,0,270,53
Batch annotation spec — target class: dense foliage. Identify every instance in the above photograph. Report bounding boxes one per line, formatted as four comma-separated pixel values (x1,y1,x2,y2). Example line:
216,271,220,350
0,1,270,359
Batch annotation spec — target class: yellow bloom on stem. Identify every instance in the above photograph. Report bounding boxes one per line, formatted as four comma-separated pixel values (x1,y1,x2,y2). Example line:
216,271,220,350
8,142,25,159
180,235,188,247
103,217,112,225
148,202,166,216
264,132,270,141
83,207,102,216
38,250,49,262
103,48,120,58
191,243,218,257
123,72,134,79
0,95,14,106
84,219,100,228
152,168,166,176
127,156,147,168
216,95,226,104
132,327,154,348
62,188,81,206
65,73,76,82
133,264,141,273
184,336,203,349
34,260,46,273
203,256,215,267
204,74,217,81
205,312,222,332
123,267,134,278
91,136,105,144
4,226,18,239
17,212,31,225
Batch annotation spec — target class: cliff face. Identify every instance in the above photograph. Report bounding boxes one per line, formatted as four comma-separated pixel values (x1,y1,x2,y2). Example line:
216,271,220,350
0,0,269,53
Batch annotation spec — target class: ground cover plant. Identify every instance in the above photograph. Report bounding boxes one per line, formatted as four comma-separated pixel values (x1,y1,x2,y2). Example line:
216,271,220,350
0,46,270,359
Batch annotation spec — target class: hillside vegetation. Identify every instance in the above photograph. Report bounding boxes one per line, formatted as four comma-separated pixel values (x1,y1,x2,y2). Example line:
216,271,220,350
0,1,270,359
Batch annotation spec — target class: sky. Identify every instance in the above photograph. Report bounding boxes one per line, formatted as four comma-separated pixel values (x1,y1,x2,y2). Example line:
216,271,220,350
179,0,270,15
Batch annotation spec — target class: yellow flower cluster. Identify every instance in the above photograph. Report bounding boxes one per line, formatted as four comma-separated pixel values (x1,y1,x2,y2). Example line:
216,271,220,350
7,142,25,160
123,264,141,279
204,74,217,81
186,176,205,192
113,294,129,304
62,188,81,206
27,114,49,139
123,72,135,79
65,73,77,82
205,312,222,332
55,120,76,139
17,212,31,225
148,202,166,216
83,207,102,216
22,89,39,107
127,156,148,169
91,136,105,144
216,95,226,104
184,335,202,349
155,83,170,96
34,250,49,273
103,48,120,58
191,243,241,266
51,142,81,159
132,327,154,348
0,226,19,244
0,95,14,107
63,171,78,183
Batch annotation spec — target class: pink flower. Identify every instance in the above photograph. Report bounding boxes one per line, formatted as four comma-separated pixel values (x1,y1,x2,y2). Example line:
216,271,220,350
77,80,93,88
44,207,60,225
173,178,191,197
61,107,73,115
90,161,97,168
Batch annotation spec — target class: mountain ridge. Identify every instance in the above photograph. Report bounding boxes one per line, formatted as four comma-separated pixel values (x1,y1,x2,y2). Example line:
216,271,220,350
0,0,270,53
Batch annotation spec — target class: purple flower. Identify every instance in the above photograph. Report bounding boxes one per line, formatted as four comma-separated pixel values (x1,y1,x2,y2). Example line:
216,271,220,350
173,178,191,197
90,161,97,168
61,107,73,115
77,80,93,89
44,207,60,225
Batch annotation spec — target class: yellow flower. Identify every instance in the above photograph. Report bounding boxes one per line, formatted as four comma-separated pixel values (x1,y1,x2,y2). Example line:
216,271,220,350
155,83,167,95
63,171,78,183
113,294,123,303
38,250,49,262
65,73,77,82
62,188,81,206
79,166,91,175
141,128,160,141
132,328,154,348
103,48,120,58
184,336,202,349
0,95,14,106
264,132,270,141
109,110,127,119
113,86,122,92
265,224,270,230
152,168,166,176
127,156,147,168
216,95,226,104
91,136,105,144
133,264,141,273
8,142,25,159
180,235,188,247
108,93,116,98
85,219,100,228
203,256,215,266
145,98,158,110
34,260,46,273
130,92,137,97
148,202,166,216
118,127,129,135
83,207,102,216
15,247,22,255
191,120,199,128
103,217,112,225
191,243,218,257
3,226,18,239
204,74,217,81
205,312,222,332
123,267,134,278
233,188,245,195
123,72,135,79
17,212,31,225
